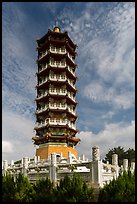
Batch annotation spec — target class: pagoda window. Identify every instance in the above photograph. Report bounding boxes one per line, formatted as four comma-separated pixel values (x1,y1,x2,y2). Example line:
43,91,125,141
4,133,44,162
50,118,54,122
56,47,60,52
50,88,54,92
62,89,66,93
50,74,54,79
50,103,54,107
56,88,60,93
56,118,60,123
51,45,55,51
61,61,65,66
62,103,65,108
56,61,60,65
61,46,65,52
50,58,54,65
61,75,65,79
57,103,60,108
57,75,60,79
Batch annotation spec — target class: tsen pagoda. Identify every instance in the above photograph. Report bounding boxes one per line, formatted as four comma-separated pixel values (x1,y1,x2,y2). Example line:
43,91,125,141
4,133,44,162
32,26,80,160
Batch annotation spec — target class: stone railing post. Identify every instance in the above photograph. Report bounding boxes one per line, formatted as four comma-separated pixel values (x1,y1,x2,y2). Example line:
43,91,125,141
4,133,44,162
91,146,102,188
49,153,57,184
123,159,128,172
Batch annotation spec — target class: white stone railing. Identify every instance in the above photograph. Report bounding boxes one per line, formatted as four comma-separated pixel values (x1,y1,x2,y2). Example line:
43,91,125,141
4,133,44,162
49,60,66,68
2,149,135,189
36,104,76,115
49,88,67,95
49,74,66,81
49,46,66,54
49,103,67,110
34,118,76,130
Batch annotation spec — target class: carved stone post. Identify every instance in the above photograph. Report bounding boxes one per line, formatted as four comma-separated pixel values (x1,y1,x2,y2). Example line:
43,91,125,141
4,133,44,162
49,153,57,184
123,159,128,171
91,146,102,188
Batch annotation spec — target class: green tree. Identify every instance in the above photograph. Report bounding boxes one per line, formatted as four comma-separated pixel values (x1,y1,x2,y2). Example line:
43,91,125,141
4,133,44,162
2,173,16,202
125,148,135,166
55,173,94,202
103,146,135,167
33,177,55,202
14,172,35,202
98,170,135,202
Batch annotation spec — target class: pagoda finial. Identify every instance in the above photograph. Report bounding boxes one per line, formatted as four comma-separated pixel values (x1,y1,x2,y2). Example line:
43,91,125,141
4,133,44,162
53,26,60,32
53,17,60,32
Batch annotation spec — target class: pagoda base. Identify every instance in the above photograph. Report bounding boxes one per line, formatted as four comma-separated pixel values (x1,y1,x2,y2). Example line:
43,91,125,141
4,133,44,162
36,142,78,160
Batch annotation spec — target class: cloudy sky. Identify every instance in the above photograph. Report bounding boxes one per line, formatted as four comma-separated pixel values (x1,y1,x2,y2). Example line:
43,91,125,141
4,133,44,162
2,2,135,162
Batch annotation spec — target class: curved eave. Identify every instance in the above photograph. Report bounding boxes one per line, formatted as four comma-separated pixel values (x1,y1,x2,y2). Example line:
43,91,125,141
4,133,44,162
36,29,52,44
36,79,77,93
65,55,77,68
35,108,78,119
37,29,77,49
32,134,80,146
37,40,50,51
35,93,69,102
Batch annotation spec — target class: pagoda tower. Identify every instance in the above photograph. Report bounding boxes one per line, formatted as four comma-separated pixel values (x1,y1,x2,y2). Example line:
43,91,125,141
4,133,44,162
32,26,80,160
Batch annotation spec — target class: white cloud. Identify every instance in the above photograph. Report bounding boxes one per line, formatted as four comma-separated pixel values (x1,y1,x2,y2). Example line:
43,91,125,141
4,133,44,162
2,141,13,153
83,81,134,109
101,111,115,119
58,2,135,111
2,110,36,161
77,120,135,159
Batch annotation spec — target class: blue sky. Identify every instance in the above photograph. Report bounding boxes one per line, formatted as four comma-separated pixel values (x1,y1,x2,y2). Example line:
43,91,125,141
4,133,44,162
2,2,135,162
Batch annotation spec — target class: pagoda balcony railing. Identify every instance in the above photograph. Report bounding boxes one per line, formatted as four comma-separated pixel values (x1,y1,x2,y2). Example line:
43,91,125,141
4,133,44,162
36,103,67,113
49,60,66,68
49,47,67,54
67,79,76,90
67,52,75,64
49,74,66,82
67,66,76,77
49,103,67,110
49,88,67,95
38,75,66,86
36,90,76,102
34,118,76,130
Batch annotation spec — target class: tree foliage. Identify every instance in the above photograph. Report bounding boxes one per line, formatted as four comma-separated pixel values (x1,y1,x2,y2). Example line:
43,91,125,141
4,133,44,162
2,169,135,202
2,172,35,202
33,177,55,202
98,170,135,202
2,173,94,202
14,172,35,202
103,146,135,166
2,173,16,202
54,173,94,202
